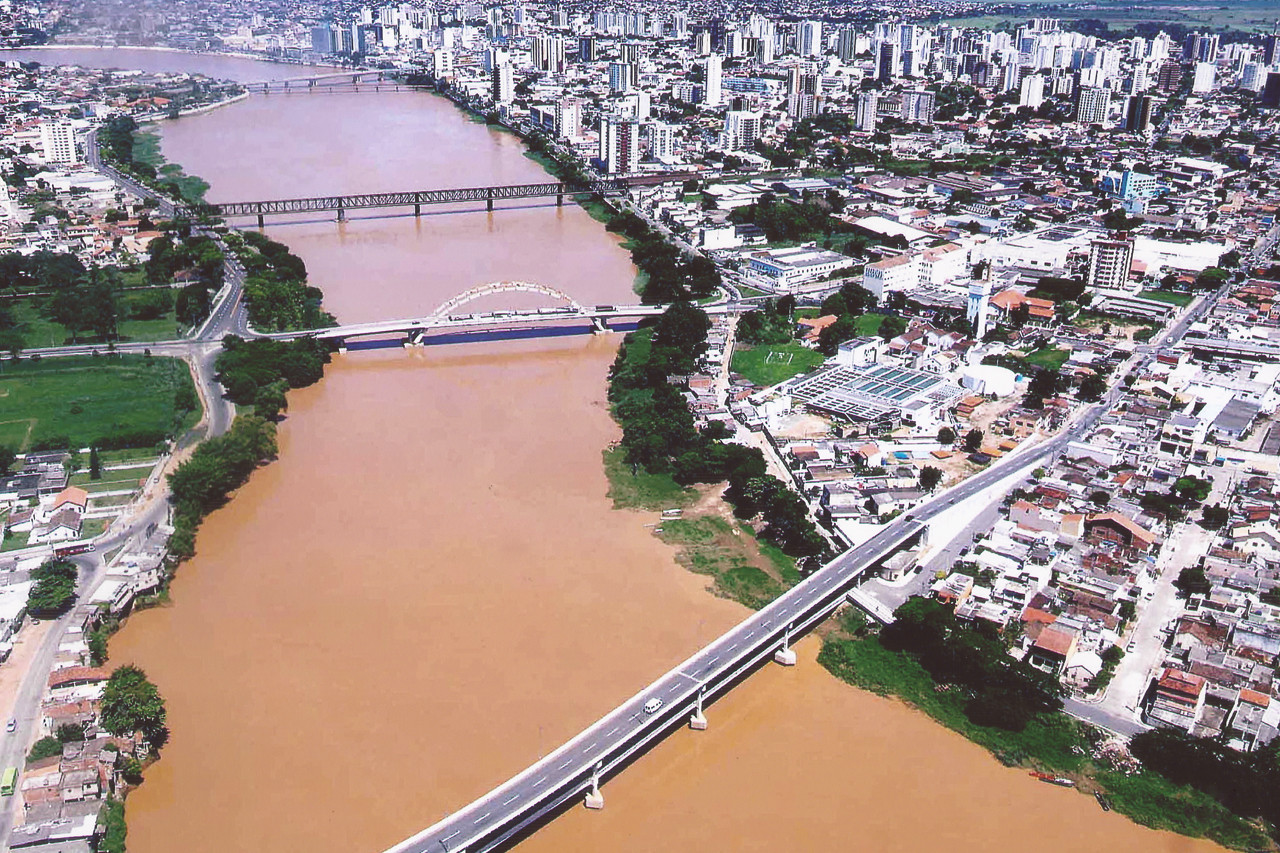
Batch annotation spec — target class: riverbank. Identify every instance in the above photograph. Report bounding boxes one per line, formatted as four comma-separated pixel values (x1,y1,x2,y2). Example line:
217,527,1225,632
817,614,1272,850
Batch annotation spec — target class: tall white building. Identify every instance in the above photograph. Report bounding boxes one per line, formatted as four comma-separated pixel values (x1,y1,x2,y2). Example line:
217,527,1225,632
599,115,640,174
799,20,823,57
836,27,859,63
492,62,514,104
1087,237,1135,291
1191,61,1216,94
1019,73,1045,108
722,110,762,151
702,54,723,107
967,274,993,339
1074,86,1110,124
608,61,634,93
531,36,566,72
855,92,879,132
556,98,582,140
432,49,454,78
648,122,676,161
40,121,76,166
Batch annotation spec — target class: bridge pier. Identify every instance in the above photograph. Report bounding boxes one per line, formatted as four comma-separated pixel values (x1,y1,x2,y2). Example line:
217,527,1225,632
404,329,426,347
556,192,564,207
591,317,609,334
774,625,797,666
486,193,494,212
689,690,708,730
584,763,604,810
336,204,345,223
413,203,421,217
256,212,265,229
334,338,347,353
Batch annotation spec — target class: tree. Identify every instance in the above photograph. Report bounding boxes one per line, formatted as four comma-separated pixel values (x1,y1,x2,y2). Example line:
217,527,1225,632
816,315,859,355
253,381,289,420
1200,504,1228,530
100,665,167,747
963,428,983,453
1173,567,1210,598
919,465,943,491
26,736,63,764
1078,373,1107,402
27,559,77,617
1194,267,1228,291
937,426,956,445
1088,490,1111,507
88,445,102,481
1173,476,1212,505
0,445,14,475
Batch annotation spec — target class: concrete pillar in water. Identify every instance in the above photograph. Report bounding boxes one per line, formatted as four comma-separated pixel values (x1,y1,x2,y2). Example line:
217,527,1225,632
591,317,609,334
486,192,494,212
689,691,708,730
584,764,604,810
774,624,797,666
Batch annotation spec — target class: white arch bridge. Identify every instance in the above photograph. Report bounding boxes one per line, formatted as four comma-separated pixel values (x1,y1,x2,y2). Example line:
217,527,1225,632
262,281,734,348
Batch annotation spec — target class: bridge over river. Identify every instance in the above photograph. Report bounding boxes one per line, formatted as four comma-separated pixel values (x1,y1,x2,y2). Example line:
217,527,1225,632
265,282,733,349
183,172,698,226
381,406,1088,853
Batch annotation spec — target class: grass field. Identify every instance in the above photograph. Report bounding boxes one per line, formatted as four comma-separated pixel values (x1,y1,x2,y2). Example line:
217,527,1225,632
731,342,826,387
942,0,1280,33
602,446,696,511
5,292,182,347
659,514,798,610
1139,290,1195,307
0,355,197,451
853,313,886,336
1022,347,1070,371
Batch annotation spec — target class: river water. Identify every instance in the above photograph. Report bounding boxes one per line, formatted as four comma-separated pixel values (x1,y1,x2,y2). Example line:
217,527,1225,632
14,48,1219,853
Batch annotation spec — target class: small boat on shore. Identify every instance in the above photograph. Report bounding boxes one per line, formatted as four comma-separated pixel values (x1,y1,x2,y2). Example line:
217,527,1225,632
1029,771,1076,787
1095,792,1112,811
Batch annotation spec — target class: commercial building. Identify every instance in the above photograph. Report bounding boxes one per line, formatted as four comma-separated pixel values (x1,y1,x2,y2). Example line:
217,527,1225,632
746,245,851,292
788,363,965,428
799,20,823,57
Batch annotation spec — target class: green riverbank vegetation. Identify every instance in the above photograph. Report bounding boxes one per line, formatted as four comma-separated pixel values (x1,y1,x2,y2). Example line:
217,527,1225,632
607,303,829,599
223,231,335,332
818,598,1272,850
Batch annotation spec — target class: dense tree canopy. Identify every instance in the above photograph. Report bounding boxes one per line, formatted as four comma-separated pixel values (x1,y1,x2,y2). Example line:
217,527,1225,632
27,559,77,618
100,665,167,747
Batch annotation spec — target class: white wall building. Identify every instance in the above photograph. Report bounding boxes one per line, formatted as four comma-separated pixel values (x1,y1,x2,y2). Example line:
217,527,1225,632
40,122,76,166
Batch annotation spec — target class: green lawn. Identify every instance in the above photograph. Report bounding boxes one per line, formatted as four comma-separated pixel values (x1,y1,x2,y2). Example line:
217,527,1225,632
602,446,696,511
1022,347,1070,371
659,514,796,610
731,343,826,387
0,355,198,451
1139,290,1194,307
853,313,886,336
6,293,181,348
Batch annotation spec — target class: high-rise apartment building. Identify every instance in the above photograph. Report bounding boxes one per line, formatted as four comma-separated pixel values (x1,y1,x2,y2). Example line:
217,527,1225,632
799,20,822,57
1074,85,1110,124
599,116,639,174
531,36,566,72
722,110,761,151
702,54,723,106
40,121,76,165
1019,73,1045,108
492,62,514,104
1087,237,1135,291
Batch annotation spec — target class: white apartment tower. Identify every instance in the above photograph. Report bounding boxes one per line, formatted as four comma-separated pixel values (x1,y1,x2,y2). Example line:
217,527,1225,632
40,121,76,166
1087,237,1135,291
799,20,823,57
702,54,723,106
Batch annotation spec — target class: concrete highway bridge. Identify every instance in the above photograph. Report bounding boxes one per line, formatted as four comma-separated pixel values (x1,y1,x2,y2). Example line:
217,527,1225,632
184,172,699,226
265,282,733,349
386,519,929,853
242,69,389,92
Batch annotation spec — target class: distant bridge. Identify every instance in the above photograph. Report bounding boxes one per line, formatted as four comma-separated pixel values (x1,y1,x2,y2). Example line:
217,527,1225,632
242,69,389,92
185,173,698,226
265,282,733,349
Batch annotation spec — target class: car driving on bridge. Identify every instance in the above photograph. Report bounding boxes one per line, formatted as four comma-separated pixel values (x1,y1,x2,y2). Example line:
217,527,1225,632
643,698,663,714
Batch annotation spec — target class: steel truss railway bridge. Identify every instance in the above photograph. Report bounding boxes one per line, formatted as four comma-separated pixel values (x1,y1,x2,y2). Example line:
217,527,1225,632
183,172,697,227
267,281,732,349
